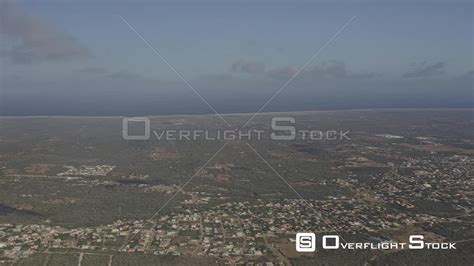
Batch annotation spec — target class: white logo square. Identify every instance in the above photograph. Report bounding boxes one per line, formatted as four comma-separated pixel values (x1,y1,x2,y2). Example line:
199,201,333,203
296,233,316,252
322,235,340,249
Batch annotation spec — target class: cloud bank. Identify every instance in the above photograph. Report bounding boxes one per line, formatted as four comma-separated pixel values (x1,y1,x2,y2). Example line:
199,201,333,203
230,59,266,74
0,1,91,64
231,60,376,81
403,62,445,78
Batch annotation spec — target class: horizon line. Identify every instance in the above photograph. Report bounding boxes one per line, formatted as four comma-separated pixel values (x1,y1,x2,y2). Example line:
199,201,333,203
0,107,472,119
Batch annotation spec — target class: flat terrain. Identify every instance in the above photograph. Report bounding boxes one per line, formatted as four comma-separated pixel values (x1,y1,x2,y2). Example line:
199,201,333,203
0,109,473,265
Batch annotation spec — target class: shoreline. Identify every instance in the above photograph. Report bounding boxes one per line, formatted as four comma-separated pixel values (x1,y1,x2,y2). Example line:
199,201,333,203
0,107,472,119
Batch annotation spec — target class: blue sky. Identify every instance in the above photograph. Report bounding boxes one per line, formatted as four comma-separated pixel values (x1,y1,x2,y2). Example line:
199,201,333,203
1,0,473,115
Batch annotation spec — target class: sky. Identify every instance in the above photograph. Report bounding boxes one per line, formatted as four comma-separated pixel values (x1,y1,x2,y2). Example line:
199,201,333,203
0,0,473,116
